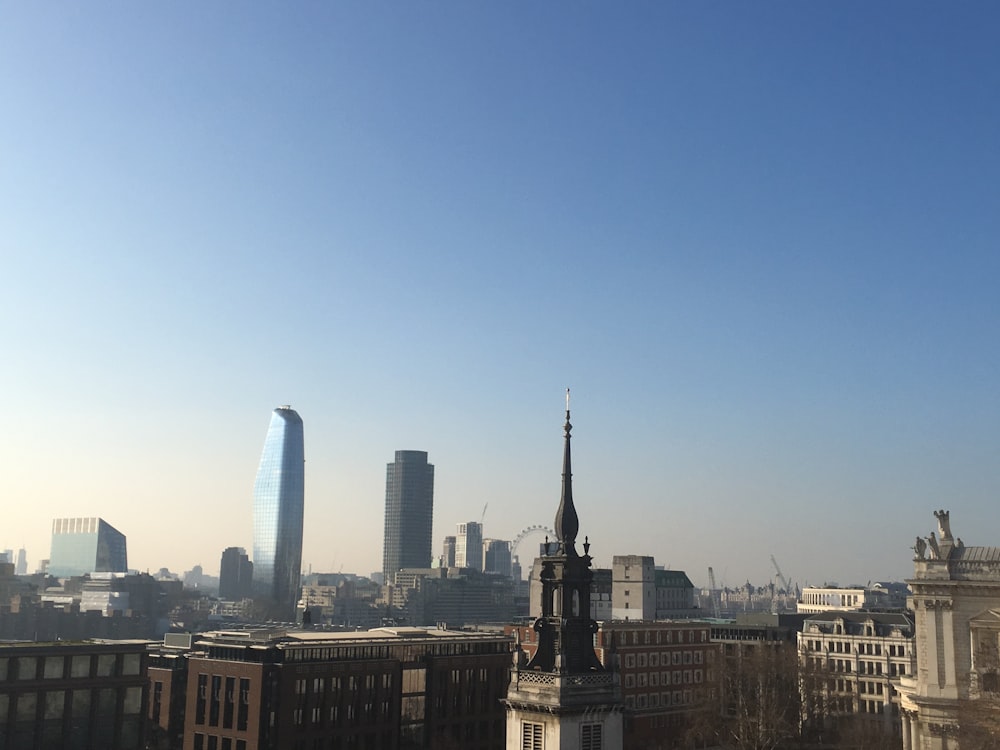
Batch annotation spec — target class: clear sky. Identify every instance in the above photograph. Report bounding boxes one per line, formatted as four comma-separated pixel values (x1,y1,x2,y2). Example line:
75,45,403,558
2,3,999,591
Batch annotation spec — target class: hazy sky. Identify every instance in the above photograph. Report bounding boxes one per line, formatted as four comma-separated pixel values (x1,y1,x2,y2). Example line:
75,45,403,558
2,4,999,591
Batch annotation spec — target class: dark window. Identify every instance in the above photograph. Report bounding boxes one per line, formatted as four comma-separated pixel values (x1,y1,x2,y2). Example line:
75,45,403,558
238,679,249,731
223,677,235,729
210,676,222,726
196,674,207,725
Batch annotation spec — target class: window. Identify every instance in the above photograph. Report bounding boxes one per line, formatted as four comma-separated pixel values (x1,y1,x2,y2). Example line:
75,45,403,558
238,679,249,731
522,721,544,750
580,722,602,749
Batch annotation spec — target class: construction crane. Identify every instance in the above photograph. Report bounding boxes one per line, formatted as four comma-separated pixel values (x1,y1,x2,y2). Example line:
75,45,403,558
707,567,720,618
480,502,488,525
770,555,793,596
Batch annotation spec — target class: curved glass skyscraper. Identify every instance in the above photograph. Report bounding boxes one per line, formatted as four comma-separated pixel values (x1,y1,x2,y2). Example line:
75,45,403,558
253,406,304,620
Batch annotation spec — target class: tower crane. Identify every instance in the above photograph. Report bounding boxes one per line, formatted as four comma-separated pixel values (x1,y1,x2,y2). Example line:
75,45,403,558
707,567,721,618
770,555,793,596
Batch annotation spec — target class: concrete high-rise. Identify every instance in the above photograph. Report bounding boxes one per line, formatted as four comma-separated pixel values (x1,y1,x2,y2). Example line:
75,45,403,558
382,450,434,583
219,546,254,600
48,517,128,578
483,538,512,578
252,406,304,620
14,548,27,576
456,521,483,571
442,535,457,568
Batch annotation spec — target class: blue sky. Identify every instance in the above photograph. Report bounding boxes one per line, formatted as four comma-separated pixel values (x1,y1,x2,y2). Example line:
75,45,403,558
2,3,999,589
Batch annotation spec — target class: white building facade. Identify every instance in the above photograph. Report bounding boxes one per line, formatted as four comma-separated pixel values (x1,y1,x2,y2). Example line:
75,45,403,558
897,510,1000,750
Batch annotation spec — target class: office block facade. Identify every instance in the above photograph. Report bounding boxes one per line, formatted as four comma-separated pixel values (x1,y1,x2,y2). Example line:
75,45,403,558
0,639,149,749
382,451,434,583
48,517,128,578
252,406,305,620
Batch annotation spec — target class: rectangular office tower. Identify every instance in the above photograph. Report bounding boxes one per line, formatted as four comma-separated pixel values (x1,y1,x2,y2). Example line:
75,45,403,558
382,451,434,583
48,517,128,578
219,546,254,600
252,406,305,621
456,521,483,571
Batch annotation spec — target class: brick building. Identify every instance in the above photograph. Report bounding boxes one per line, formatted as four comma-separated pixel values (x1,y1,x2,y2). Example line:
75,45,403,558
172,626,512,750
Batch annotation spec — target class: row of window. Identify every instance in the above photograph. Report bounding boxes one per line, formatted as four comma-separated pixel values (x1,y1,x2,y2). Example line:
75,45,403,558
292,701,393,727
192,735,248,750
803,639,908,657
294,674,393,696
610,629,708,646
625,688,705,709
623,650,706,668
0,653,142,681
194,675,250,730
0,687,143,722
624,669,705,689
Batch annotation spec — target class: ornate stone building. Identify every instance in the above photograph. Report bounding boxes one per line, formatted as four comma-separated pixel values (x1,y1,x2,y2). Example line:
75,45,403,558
505,394,624,750
898,510,1000,750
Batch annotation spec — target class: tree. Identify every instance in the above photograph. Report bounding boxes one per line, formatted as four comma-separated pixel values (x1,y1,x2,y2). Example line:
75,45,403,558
717,642,801,750
833,715,898,750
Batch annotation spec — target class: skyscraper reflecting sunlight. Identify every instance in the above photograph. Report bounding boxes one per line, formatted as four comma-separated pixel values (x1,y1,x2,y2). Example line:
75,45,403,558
252,405,304,620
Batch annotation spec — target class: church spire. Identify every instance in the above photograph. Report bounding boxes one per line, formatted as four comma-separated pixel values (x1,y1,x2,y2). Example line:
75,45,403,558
554,388,579,555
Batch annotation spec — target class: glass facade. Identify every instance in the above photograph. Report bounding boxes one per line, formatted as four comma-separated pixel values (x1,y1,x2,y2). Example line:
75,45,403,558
48,517,128,578
382,450,434,582
252,406,305,619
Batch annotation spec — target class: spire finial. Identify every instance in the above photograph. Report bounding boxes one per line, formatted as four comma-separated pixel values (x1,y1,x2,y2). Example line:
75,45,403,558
554,388,579,554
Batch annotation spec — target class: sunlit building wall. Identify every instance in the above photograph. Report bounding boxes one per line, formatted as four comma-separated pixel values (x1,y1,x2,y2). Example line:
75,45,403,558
456,521,483,571
48,517,128,578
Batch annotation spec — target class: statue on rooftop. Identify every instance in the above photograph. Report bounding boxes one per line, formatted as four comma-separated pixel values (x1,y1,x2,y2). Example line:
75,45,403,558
927,532,940,560
935,509,953,540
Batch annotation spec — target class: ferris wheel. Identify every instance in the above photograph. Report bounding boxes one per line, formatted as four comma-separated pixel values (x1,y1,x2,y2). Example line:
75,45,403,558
510,524,556,562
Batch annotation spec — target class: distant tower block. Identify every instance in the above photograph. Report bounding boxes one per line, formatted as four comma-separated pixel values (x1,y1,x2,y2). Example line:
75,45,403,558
442,536,456,568
219,546,254,600
382,451,435,583
456,521,484,571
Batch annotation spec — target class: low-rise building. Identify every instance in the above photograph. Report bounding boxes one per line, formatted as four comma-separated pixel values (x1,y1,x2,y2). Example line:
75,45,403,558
798,583,909,614
179,626,512,750
0,638,149,749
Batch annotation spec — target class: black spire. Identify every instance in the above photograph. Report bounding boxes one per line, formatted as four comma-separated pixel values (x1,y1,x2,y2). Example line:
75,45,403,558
554,388,579,555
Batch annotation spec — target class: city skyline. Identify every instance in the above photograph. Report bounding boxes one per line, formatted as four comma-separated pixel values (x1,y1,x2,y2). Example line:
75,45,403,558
3,4,1000,590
